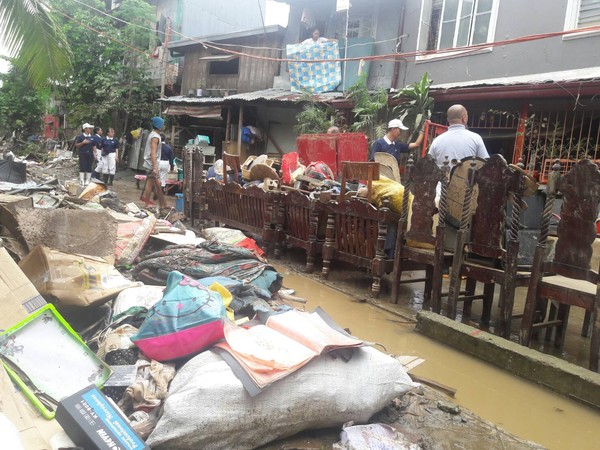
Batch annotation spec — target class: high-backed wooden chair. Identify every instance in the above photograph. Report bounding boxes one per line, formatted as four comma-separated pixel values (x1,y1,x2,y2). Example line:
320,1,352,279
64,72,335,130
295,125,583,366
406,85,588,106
339,161,379,202
391,154,451,305
445,155,529,338
222,151,242,184
322,161,398,297
520,159,600,371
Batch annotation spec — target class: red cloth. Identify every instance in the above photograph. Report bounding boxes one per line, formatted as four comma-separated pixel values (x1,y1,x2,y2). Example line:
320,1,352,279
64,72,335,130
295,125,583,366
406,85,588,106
236,237,266,259
281,152,300,186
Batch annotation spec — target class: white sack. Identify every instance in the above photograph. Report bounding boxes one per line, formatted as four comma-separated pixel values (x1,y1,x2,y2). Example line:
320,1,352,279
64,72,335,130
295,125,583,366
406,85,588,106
112,285,164,316
147,346,418,450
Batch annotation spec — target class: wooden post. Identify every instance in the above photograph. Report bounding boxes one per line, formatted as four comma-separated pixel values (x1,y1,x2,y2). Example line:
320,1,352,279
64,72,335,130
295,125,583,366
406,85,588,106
225,107,231,142
160,17,171,98
512,103,528,165
237,104,244,156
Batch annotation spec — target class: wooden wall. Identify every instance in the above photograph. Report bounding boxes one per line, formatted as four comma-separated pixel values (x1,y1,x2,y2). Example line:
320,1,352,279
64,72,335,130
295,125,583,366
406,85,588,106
180,34,282,95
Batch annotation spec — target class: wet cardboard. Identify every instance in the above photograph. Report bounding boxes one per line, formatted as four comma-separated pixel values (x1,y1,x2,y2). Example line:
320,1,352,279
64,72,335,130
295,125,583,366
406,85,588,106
0,193,33,211
1,207,118,262
18,245,136,307
0,365,62,449
56,385,149,450
0,247,46,331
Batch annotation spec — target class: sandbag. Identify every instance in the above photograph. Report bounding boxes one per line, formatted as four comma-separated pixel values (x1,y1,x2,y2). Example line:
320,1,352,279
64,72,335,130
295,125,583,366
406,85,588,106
371,176,412,214
147,346,417,450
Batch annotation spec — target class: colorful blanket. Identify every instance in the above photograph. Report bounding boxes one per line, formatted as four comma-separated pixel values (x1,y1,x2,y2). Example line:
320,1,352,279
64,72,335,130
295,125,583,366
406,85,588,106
287,41,341,93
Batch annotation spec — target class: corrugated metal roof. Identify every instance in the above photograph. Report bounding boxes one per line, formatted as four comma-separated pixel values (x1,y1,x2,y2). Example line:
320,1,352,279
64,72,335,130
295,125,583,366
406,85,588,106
159,88,345,105
430,68,600,90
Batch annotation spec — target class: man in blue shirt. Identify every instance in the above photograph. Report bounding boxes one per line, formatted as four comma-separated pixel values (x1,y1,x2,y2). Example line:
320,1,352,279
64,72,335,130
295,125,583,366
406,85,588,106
159,140,175,190
370,119,423,164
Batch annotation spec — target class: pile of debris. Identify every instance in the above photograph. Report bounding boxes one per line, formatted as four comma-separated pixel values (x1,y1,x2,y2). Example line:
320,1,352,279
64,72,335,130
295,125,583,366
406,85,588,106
0,153,544,450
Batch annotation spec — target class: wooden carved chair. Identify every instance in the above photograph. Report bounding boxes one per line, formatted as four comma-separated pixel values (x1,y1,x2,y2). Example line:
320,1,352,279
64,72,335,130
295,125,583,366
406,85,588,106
322,162,399,297
339,161,379,202
444,155,529,338
280,189,328,272
520,159,600,371
203,151,281,255
391,154,451,305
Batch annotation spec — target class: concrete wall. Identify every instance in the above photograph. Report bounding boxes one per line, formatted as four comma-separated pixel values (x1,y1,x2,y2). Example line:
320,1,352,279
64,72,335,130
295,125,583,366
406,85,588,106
279,0,405,90
181,0,267,38
400,0,600,86
154,0,266,40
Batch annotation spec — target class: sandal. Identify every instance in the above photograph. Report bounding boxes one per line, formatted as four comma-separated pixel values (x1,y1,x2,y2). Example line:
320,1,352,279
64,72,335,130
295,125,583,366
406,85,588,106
140,196,156,207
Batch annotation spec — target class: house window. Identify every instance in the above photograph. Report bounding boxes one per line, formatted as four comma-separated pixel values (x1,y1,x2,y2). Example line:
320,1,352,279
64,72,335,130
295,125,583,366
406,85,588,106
565,0,600,30
202,55,240,75
334,10,375,39
427,0,496,50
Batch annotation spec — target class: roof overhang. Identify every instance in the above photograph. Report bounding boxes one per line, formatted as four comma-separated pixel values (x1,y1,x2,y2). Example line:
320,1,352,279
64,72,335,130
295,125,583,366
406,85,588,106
170,25,285,52
430,68,600,102
199,54,239,61
159,88,345,107
162,105,223,119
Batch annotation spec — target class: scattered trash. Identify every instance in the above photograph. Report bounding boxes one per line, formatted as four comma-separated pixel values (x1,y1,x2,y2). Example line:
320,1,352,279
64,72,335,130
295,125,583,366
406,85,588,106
19,246,137,307
334,422,420,450
0,245,46,330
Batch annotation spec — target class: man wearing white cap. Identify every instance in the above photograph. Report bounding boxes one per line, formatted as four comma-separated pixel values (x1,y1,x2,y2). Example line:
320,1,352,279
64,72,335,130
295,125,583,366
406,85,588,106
74,123,95,185
369,118,423,163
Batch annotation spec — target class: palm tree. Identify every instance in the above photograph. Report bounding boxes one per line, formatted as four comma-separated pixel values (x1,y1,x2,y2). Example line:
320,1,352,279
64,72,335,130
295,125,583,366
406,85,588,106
0,0,72,87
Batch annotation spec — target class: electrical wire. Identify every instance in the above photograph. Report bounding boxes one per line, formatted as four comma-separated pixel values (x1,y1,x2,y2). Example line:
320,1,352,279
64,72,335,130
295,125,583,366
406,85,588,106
59,0,600,66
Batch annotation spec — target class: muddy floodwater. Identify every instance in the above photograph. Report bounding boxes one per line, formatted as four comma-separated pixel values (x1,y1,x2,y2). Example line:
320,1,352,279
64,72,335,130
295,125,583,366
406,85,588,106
277,268,600,450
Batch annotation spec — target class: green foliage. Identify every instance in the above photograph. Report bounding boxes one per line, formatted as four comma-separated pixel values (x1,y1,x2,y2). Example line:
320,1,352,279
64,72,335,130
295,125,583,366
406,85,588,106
294,90,336,135
0,0,72,88
0,68,45,136
51,0,157,135
393,72,434,143
346,73,389,142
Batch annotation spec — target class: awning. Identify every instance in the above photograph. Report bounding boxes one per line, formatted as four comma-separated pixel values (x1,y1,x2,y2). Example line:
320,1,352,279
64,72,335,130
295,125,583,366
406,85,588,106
199,54,238,61
162,105,223,119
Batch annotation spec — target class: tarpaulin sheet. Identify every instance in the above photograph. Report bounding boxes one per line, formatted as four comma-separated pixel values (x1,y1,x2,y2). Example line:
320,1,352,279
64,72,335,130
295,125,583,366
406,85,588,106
0,159,27,183
287,41,341,93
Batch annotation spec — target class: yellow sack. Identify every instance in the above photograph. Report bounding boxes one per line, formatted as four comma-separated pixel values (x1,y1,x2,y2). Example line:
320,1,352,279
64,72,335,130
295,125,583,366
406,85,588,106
371,175,412,214
130,127,142,140
371,176,434,249
208,282,234,321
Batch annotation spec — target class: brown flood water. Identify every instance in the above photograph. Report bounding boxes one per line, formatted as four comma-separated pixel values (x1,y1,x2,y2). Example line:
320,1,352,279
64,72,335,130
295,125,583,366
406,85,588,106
277,269,600,450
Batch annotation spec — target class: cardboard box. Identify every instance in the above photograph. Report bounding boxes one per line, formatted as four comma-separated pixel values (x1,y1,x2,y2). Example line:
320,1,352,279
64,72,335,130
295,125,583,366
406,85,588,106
56,385,149,450
0,246,46,331
0,193,33,210
18,245,137,307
